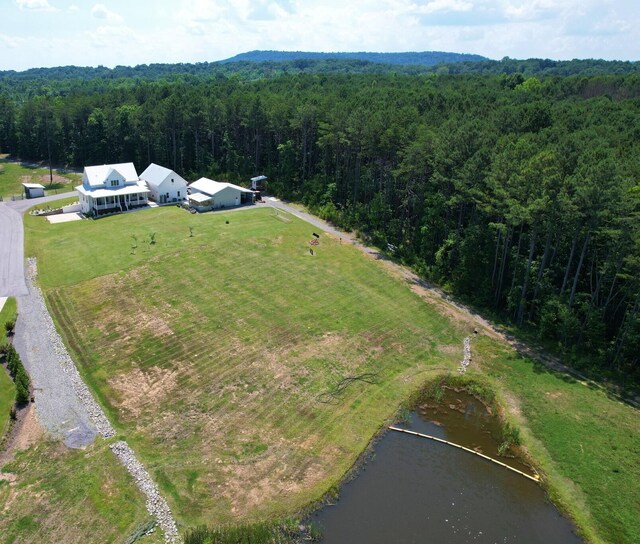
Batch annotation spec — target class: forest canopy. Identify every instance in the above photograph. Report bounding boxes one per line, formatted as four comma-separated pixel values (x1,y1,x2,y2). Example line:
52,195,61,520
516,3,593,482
1,65,638,385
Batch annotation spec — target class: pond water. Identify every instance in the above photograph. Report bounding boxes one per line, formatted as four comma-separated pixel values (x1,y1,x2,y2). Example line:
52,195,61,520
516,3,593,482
311,389,582,544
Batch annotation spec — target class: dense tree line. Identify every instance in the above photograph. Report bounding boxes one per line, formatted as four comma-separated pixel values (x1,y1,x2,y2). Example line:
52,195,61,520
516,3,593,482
2,56,639,95
1,71,638,383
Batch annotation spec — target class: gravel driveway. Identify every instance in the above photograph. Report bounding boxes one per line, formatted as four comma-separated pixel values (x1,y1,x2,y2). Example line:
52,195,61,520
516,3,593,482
0,192,76,297
0,192,111,448
13,260,106,448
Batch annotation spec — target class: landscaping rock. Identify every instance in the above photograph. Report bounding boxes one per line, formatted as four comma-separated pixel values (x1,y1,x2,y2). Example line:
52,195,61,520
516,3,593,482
457,336,472,373
20,258,115,439
110,441,180,543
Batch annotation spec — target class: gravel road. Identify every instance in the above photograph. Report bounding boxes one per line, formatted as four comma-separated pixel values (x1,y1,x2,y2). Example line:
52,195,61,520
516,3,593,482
3,191,180,541
13,259,112,448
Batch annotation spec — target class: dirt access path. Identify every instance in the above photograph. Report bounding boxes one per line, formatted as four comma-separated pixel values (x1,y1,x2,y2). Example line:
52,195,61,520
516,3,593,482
264,197,639,409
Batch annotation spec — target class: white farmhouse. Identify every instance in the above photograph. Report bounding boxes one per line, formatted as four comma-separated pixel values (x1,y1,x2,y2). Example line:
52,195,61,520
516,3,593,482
187,177,255,211
76,162,149,216
139,163,187,204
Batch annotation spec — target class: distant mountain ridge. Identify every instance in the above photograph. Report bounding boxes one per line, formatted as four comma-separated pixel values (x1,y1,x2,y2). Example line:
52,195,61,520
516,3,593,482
1,53,639,86
221,50,490,66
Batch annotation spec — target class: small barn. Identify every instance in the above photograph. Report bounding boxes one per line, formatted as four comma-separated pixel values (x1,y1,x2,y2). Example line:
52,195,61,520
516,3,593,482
188,177,255,211
23,183,45,199
139,163,187,204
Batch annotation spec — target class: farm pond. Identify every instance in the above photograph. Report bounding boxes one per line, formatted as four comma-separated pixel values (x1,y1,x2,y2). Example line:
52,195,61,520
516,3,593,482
311,388,582,543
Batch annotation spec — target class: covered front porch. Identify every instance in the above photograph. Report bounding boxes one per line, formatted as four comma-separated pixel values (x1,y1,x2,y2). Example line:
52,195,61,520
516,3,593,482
89,192,149,215
77,183,150,217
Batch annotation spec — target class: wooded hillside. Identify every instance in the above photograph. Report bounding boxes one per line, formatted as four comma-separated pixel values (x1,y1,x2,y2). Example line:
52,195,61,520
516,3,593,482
1,70,638,384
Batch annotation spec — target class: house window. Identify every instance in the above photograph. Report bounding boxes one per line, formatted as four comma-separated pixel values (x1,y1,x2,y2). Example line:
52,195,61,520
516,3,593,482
171,178,174,183
177,191,180,197
110,179,119,187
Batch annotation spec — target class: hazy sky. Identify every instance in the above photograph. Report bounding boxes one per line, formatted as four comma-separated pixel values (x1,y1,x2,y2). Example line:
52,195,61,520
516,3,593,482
2,0,639,71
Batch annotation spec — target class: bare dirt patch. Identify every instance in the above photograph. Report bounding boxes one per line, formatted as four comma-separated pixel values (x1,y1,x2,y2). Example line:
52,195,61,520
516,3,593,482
108,366,179,419
0,403,43,467
18,173,72,186
71,270,176,350
39,174,71,185
222,442,340,516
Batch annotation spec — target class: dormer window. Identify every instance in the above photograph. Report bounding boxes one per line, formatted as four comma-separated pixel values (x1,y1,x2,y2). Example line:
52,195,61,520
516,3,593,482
110,179,119,187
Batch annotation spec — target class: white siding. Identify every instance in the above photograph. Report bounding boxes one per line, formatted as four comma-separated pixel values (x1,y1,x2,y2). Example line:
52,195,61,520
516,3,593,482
156,175,187,203
212,186,242,209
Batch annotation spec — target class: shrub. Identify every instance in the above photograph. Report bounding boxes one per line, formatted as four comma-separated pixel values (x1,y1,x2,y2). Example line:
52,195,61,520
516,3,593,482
4,319,16,334
2,344,31,404
184,519,307,544
5,344,18,375
498,422,521,456
15,367,30,404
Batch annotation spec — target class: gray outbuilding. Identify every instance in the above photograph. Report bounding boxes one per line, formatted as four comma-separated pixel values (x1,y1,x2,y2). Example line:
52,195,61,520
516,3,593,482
188,177,255,211
22,183,45,199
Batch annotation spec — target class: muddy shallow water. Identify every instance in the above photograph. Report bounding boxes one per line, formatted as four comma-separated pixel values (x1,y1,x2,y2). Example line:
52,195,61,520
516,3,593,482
311,389,582,543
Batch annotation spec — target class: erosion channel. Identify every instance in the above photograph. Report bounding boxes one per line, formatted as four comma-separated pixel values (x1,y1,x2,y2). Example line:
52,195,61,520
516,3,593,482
311,388,582,543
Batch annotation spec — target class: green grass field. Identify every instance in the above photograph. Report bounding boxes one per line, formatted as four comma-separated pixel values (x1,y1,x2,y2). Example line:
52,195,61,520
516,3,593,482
0,161,80,198
0,438,161,544
474,337,640,544
26,206,462,526
23,205,640,543
0,297,17,338
0,370,15,444
0,298,18,442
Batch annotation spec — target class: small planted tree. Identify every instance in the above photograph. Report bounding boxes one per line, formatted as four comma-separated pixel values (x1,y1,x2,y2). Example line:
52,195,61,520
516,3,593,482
15,366,30,404
4,343,31,403
5,344,18,375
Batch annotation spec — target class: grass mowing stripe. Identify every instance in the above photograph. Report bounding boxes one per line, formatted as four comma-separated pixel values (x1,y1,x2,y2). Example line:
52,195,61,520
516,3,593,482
28,205,638,543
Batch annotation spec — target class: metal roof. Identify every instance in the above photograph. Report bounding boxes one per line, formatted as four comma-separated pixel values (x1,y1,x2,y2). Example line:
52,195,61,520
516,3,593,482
75,181,149,198
83,163,139,188
139,163,186,188
188,192,211,203
189,177,254,196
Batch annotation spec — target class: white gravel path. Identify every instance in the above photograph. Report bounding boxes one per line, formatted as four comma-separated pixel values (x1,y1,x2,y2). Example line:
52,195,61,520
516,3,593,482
13,259,109,447
110,441,180,543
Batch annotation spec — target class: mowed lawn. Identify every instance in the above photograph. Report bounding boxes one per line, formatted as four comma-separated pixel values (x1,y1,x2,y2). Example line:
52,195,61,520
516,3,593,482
25,206,463,526
0,160,80,198
0,370,15,443
474,337,640,544
0,297,18,441
0,438,161,544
